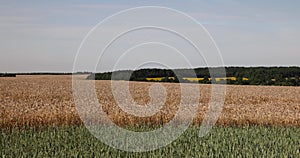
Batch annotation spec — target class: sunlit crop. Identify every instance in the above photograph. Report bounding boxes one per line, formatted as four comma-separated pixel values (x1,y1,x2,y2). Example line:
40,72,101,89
1,75,299,129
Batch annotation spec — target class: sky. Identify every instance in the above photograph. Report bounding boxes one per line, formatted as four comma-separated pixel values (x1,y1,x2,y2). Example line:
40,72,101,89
0,0,299,72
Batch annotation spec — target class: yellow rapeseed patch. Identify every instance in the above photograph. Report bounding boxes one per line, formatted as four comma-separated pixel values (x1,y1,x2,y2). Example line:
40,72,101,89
146,78,163,81
183,78,204,81
227,77,237,81
242,77,249,81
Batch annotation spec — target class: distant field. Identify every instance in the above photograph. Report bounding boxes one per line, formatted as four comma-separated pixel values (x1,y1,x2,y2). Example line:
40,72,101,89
0,75,299,128
145,76,245,82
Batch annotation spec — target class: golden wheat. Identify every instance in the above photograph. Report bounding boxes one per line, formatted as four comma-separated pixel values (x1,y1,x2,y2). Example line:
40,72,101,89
0,75,299,129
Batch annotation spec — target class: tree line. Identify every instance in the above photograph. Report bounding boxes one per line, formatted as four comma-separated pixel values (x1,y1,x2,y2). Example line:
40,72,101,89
0,73,16,77
88,67,300,86
0,72,91,77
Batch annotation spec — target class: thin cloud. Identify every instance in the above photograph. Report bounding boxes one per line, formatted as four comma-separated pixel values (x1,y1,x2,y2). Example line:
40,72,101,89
71,4,131,10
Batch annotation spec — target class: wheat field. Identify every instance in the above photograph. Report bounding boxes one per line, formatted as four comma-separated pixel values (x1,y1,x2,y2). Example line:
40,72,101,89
0,75,299,129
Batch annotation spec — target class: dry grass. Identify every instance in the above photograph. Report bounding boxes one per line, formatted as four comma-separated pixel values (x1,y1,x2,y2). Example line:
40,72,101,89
0,75,299,129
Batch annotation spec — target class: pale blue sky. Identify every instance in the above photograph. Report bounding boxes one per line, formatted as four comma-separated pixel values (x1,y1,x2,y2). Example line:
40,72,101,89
0,0,299,72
